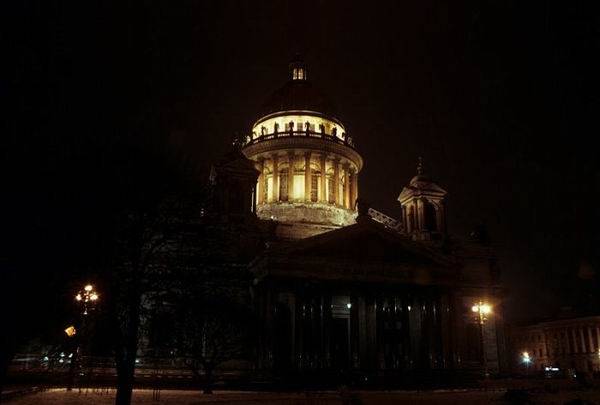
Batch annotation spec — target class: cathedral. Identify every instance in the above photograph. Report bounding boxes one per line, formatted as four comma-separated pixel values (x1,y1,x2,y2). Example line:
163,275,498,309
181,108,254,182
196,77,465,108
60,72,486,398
209,58,507,383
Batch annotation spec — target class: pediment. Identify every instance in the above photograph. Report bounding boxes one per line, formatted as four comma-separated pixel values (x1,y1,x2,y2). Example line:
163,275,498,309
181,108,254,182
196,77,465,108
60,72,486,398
268,219,452,268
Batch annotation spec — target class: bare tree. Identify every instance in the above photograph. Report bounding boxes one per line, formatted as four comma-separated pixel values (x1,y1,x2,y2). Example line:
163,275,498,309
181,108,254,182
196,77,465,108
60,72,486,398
105,140,201,405
174,294,255,394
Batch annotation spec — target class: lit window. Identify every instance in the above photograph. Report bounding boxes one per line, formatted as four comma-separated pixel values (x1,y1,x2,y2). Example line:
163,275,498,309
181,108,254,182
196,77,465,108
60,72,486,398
292,67,306,81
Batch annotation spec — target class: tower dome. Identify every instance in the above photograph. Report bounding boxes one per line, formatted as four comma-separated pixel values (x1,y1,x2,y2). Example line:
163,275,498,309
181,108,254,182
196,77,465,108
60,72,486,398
241,58,363,239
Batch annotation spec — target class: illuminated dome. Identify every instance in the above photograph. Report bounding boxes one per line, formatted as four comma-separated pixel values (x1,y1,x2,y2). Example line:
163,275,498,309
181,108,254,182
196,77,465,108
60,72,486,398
241,58,363,239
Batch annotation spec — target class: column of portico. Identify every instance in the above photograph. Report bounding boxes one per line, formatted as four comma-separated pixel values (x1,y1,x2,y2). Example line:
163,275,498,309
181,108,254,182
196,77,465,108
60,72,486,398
272,154,279,202
287,152,295,201
588,326,595,353
572,329,579,353
580,328,587,353
333,158,340,206
257,158,265,204
304,152,311,202
319,154,327,203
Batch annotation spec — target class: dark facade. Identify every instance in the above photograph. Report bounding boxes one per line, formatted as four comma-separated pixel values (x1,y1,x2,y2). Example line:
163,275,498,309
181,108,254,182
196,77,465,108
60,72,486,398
250,214,507,379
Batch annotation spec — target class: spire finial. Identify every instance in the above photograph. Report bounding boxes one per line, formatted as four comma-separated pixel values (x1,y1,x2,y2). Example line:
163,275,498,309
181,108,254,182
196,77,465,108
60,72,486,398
416,156,424,175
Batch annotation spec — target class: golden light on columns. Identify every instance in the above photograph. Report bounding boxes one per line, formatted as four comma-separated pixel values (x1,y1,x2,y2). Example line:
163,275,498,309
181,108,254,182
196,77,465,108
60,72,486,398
304,151,311,202
319,154,327,203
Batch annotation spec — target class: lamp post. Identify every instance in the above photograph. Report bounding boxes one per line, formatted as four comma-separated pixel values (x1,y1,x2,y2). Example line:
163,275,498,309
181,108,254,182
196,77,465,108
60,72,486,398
75,284,99,315
67,284,99,391
521,351,531,374
472,301,492,378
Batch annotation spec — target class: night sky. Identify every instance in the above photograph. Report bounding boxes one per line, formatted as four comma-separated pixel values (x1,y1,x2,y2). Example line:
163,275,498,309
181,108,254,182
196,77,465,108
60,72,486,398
3,0,600,333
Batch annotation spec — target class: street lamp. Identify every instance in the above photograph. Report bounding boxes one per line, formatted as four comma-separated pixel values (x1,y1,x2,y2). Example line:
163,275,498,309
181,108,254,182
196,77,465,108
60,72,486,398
68,283,100,391
472,301,492,378
75,284,99,315
522,351,532,373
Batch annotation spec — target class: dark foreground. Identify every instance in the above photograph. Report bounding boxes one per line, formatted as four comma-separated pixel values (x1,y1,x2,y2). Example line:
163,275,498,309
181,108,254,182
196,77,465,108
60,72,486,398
4,387,600,404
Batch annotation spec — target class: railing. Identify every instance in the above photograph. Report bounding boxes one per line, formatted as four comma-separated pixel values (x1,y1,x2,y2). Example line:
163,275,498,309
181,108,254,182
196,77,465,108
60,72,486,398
243,130,355,149
368,208,403,231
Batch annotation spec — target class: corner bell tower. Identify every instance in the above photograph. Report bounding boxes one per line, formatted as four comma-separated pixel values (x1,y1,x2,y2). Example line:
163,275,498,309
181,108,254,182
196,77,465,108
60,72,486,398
398,158,447,241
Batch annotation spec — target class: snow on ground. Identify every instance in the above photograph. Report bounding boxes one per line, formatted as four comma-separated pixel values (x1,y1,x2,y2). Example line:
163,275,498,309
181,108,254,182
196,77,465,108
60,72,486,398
4,389,341,405
5,387,600,404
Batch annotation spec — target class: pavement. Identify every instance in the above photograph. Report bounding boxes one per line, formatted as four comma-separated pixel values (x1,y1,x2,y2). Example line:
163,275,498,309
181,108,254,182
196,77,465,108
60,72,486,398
3,387,600,404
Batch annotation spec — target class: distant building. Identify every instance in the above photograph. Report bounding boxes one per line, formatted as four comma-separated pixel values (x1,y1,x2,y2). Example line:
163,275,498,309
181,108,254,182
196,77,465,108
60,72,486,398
511,315,600,374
